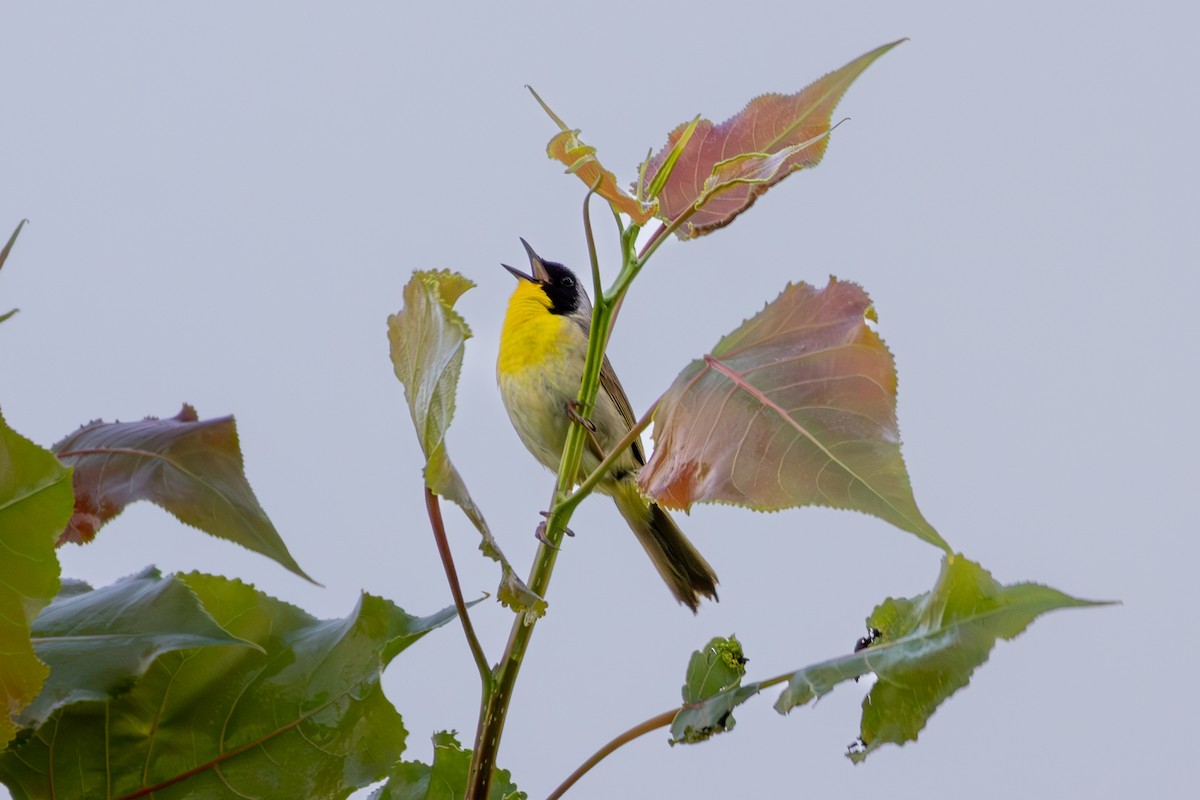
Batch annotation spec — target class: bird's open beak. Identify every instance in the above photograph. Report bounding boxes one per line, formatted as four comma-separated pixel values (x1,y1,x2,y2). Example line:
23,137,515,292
502,238,552,283
502,262,534,282
521,238,551,282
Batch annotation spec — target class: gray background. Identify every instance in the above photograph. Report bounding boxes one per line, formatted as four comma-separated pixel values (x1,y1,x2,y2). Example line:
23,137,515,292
2,1,1194,798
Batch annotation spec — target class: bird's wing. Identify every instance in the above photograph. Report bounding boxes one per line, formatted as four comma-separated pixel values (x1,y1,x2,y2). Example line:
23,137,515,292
569,313,646,466
599,353,645,466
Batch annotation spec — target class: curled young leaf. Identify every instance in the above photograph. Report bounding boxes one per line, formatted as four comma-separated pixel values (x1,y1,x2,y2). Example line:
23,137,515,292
53,405,314,582
638,39,904,238
531,87,657,224
639,277,946,550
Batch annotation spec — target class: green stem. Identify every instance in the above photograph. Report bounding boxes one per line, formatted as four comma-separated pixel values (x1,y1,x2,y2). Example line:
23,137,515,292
467,187,633,799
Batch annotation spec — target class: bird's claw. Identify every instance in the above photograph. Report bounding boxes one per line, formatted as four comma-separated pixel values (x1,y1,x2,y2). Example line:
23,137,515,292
534,520,559,549
536,511,574,546
566,400,596,432
566,400,608,461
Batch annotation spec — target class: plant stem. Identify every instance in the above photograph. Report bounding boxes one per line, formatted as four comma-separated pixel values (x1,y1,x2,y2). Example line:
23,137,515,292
466,191,632,799
545,710,677,800
467,312,614,798
468,116,706,796
637,222,668,261
424,487,491,689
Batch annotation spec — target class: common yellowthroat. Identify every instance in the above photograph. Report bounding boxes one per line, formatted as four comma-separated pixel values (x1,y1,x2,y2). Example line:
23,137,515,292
497,239,718,611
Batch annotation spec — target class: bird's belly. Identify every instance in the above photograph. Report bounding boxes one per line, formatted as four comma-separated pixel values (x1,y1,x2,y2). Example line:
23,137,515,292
499,373,644,492
498,359,582,473
497,314,640,485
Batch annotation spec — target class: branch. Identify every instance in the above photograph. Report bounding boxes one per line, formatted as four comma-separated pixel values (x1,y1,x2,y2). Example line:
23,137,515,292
637,221,668,261
465,196,615,799
468,176,669,799
546,709,676,800
545,665,803,799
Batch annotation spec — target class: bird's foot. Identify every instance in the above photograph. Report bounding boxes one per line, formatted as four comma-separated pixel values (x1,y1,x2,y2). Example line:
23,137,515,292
566,400,607,460
565,400,596,432
535,510,574,547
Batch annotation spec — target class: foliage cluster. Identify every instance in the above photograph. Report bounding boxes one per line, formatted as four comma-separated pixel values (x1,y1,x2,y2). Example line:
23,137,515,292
0,41,1104,799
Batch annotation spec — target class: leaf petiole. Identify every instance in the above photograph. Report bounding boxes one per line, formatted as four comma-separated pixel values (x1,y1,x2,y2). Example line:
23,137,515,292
424,489,491,691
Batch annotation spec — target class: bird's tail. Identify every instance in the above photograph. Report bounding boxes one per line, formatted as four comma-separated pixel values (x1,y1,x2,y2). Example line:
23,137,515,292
611,479,719,612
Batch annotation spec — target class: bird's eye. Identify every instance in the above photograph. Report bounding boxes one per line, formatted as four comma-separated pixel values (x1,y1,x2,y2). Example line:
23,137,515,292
561,276,574,287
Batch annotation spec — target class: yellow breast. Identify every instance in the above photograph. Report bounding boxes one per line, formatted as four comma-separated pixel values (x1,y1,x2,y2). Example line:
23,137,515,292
498,281,573,375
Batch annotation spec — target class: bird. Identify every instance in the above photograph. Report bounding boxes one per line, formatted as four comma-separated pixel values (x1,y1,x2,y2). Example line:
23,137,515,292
496,238,718,611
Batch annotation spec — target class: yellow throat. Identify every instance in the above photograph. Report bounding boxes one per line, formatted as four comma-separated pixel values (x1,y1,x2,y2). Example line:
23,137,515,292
498,279,572,376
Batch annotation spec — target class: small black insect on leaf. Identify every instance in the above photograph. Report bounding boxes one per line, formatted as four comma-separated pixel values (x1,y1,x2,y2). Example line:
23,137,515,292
854,627,882,653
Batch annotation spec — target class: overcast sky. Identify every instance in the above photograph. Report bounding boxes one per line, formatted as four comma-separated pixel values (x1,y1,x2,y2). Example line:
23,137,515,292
2,2,1195,798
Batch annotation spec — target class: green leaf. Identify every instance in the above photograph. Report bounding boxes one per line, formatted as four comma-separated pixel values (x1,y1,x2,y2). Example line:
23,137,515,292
0,409,71,749
0,572,460,799
639,277,947,550
19,566,257,729
773,554,1112,762
53,404,315,582
371,731,524,800
670,636,758,744
388,270,544,617
682,635,748,704
637,40,904,238
668,557,1109,757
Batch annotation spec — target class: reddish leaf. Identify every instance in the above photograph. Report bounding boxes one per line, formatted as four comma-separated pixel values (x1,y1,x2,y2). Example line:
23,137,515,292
53,405,314,581
638,40,904,238
639,278,946,550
